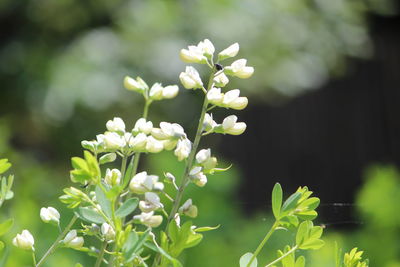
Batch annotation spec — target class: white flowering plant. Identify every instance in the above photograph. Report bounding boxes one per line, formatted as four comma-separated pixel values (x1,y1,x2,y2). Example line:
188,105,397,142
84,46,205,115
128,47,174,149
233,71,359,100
10,40,369,267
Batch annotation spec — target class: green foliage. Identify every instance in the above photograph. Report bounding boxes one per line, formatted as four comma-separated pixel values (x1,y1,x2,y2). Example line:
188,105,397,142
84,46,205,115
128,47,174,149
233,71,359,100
70,151,101,184
295,221,324,250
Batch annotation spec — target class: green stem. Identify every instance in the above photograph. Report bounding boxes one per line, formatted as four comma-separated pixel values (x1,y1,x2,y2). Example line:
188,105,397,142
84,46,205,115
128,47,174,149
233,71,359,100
95,241,108,267
32,251,37,266
152,68,216,267
36,215,78,267
247,221,280,267
264,245,298,267
165,69,215,224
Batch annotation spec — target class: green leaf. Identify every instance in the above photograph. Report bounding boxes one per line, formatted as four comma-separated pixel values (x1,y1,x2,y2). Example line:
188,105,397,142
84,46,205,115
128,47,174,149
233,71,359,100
144,242,183,267
0,159,11,175
95,186,112,218
99,153,116,165
0,241,4,252
272,183,283,220
295,256,306,267
194,225,220,232
240,252,257,267
75,207,106,224
124,229,151,262
0,219,13,236
71,157,88,171
84,151,100,180
115,198,139,218
282,192,301,214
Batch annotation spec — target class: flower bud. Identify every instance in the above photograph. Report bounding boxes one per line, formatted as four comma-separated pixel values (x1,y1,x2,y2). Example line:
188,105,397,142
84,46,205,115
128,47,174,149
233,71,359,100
164,172,176,183
196,149,211,164
218,43,239,60
133,118,153,135
139,192,163,212
178,199,198,217
213,73,229,87
160,122,185,139
179,66,203,89
104,168,121,186
129,133,147,150
40,207,60,225
162,85,179,99
124,76,148,93
222,89,248,110
222,115,247,135
149,83,164,100
203,113,217,132
207,87,224,105
174,138,192,161
180,46,207,64
63,230,84,249
225,59,254,79
146,136,164,153
103,132,126,149
101,223,116,241
129,172,160,194
133,211,163,228
189,167,207,187
163,139,178,151
106,117,125,132
13,230,34,251
198,39,215,56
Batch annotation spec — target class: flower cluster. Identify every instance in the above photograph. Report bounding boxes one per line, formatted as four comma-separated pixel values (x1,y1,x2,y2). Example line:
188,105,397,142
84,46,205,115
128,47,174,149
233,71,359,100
13,39,254,267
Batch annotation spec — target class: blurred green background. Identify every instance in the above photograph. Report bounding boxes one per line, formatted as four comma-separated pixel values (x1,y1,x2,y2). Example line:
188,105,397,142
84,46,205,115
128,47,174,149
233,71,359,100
1,0,400,266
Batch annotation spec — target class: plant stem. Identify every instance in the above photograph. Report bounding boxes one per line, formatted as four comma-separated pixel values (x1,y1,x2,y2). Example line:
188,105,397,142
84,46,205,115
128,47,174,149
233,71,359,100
95,241,108,267
32,251,37,266
36,215,78,267
165,68,215,224
247,221,280,267
152,68,216,267
264,246,298,267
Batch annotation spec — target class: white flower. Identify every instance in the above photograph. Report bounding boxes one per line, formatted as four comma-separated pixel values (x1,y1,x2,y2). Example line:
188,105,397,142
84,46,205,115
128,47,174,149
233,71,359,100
207,87,224,105
225,59,254,79
196,149,211,164
180,39,214,63
124,76,148,93
164,172,176,183
218,43,239,60
203,113,217,132
149,83,164,100
189,167,208,187
133,211,163,228
180,46,207,64
222,89,248,110
104,168,121,186
103,132,126,149
213,73,229,87
159,122,186,139
198,39,215,56
139,192,163,212
133,118,153,135
101,223,115,241
178,199,198,218
222,115,247,135
179,66,203,89
13,230,34,251
40,207,60,225
129,172,162,194
106,117,125,132
63,230,84,249
146,136,164,153
162,85,179,99
174,138,192,161
129,132,147,150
